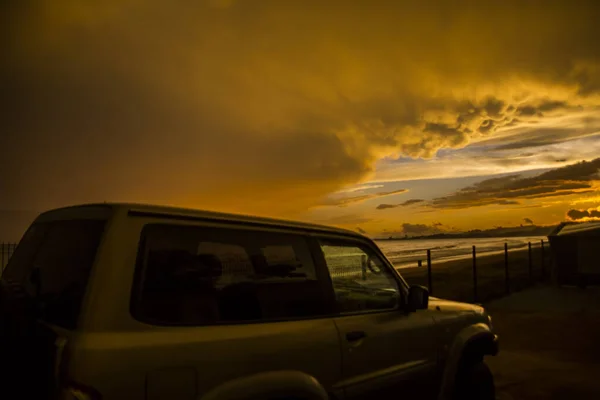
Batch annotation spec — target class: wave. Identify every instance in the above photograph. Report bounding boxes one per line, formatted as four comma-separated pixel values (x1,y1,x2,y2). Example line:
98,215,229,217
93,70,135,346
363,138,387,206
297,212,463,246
377,236,546,269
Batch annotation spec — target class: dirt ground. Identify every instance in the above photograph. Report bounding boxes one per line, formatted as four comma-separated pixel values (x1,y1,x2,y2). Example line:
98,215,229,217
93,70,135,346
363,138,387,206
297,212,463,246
484,285,600,399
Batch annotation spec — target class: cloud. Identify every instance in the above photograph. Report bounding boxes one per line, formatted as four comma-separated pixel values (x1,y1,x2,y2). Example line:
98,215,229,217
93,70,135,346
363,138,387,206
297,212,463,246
313,214,374,226
497,200,521,205
523,218,534,225
2,0,600,217
376,198,424,210
431,158,600,209
515,100,571,118
514,204,544,209
320,189,408,207
492,128,597,151
337,184,385,193
400,199,425,206
400,223,444,237
371,112,600,184
566,207,600,221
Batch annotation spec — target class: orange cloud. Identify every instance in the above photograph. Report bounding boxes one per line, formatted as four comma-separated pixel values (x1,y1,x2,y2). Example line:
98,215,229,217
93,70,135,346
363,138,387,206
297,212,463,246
319,189,408,207
3,0,600,218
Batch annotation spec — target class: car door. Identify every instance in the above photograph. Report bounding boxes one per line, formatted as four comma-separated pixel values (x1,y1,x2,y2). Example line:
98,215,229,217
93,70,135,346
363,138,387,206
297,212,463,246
314,236,439,400
131,223,345,399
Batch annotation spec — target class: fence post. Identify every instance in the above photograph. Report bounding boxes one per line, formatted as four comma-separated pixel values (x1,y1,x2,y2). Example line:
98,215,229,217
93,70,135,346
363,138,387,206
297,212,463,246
541,239,545,280
472,245,477,303
504,242,510,294
427,249,432,295
528,242,533,284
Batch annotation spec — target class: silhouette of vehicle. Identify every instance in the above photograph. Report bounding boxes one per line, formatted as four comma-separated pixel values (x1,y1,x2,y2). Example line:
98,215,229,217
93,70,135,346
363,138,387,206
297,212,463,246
0,203,498,400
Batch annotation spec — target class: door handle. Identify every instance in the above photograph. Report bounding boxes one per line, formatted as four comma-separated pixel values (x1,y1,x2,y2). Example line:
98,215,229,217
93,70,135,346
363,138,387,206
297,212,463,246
345,331,367,342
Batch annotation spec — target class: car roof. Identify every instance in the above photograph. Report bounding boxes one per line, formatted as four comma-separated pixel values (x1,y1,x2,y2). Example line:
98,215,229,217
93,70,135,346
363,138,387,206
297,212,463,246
37,202,367,239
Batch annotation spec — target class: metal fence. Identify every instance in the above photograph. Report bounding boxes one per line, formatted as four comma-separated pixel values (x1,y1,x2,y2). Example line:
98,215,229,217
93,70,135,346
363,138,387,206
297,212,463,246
400,240,551,304
0,239,551,304
1,242,17,273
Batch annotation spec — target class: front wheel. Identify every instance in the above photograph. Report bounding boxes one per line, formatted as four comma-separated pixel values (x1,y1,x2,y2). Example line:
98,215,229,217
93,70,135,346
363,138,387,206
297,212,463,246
454,361,495,400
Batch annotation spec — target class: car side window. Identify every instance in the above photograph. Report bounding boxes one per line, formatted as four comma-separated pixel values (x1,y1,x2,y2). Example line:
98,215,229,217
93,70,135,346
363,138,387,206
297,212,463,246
132,224,332,326
319,239,401,314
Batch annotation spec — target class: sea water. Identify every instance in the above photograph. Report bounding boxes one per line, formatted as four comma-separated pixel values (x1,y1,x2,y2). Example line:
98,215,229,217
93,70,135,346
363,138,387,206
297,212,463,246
376,236,546,269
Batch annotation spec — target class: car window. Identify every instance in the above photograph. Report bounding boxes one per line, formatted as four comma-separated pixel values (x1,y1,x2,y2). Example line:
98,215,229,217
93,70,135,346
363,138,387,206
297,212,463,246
132,224,332,326
319,240,400,314
2,219,106,330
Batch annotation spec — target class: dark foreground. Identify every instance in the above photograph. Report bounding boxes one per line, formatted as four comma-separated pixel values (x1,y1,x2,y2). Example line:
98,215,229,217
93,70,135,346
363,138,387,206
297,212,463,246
484,285,600,399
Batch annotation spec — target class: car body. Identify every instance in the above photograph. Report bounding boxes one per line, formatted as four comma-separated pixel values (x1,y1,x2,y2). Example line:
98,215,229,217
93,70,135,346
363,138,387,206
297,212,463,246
0,203,498,400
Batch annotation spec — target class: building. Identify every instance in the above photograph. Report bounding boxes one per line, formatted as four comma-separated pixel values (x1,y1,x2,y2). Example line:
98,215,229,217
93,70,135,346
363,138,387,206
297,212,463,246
547,221,600,287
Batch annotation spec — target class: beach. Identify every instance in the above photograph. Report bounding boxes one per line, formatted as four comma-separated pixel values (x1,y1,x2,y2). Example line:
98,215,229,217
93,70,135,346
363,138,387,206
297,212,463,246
396,245,550,303
377,236,546,269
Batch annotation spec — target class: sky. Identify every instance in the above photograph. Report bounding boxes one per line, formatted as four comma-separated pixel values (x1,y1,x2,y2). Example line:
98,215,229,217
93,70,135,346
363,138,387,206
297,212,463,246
2,0,600,239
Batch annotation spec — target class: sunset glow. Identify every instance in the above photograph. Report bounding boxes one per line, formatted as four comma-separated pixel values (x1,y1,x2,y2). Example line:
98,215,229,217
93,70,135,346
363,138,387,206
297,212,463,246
2,0,600,239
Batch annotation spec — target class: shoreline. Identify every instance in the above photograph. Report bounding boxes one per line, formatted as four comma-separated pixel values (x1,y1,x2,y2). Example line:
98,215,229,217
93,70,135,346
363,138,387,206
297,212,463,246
379,236,546,270
390,243,541,270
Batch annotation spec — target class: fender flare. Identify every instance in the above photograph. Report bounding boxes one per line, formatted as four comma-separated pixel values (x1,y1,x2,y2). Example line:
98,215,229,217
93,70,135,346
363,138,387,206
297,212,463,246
199,370,329,400
437,323,498,400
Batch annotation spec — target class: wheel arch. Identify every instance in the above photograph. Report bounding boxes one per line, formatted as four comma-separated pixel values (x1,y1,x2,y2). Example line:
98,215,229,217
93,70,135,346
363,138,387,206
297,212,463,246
437,323,498,400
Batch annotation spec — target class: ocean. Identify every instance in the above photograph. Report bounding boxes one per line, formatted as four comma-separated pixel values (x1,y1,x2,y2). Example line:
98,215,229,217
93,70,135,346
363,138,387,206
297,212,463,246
376,236,547,269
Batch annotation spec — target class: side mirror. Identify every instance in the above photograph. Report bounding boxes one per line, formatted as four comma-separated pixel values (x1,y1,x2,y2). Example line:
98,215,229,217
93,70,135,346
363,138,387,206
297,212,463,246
407,285,429,312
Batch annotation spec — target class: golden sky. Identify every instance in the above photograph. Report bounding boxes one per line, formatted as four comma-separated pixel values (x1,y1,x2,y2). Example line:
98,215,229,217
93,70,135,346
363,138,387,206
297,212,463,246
2,0,600,238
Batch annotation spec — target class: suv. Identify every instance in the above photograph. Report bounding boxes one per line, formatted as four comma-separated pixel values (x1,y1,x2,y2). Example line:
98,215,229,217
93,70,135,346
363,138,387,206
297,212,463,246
0,203,498,400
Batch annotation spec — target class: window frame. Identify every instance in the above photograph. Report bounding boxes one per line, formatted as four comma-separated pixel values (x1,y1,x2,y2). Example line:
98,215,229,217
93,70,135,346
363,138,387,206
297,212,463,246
129,222,340,327
310,234,409,316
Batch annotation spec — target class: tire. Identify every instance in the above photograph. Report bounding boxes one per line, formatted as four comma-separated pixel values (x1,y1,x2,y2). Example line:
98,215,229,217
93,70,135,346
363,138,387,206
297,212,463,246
454,360,495,400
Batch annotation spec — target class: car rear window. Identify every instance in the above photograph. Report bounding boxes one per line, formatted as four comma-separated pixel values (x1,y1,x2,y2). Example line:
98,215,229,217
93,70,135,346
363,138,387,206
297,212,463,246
2,219,106,329
131,224,333,326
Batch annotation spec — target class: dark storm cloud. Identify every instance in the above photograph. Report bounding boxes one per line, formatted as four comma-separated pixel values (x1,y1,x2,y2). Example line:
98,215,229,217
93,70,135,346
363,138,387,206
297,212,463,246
400,223,444,236
515,99,569,118
376,198,424,210
2,0,600,217
566,208,600,221
431,158,600,209
491,129,596,151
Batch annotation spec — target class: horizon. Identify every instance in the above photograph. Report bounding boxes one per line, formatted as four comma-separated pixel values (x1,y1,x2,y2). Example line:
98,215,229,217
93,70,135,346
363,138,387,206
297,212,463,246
2,1,600,240
0,205,573,243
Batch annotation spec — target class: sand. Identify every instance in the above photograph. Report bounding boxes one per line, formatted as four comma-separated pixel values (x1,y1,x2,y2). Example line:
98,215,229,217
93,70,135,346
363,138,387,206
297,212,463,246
485,285,600,399
398,246,551,303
